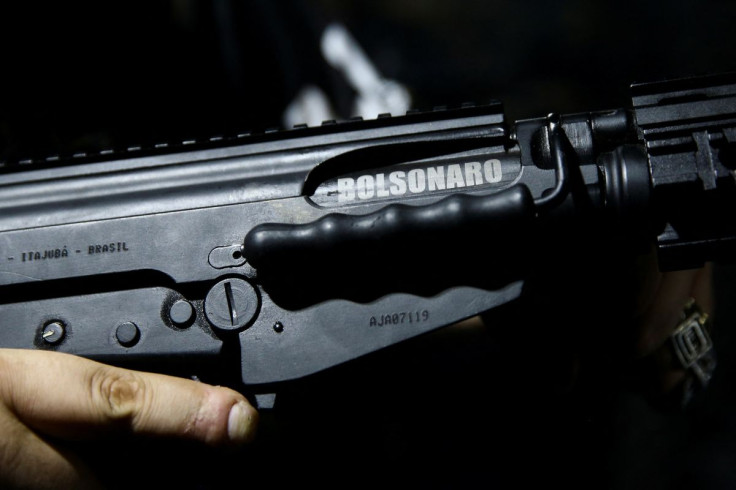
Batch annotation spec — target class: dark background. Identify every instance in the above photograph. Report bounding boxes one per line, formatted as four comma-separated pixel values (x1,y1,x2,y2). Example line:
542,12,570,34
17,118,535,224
3,0,735,161
1,1,736,488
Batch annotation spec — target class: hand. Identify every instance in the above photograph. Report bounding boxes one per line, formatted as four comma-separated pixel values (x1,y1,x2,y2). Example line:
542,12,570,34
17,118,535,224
633,262,714,398
476,240,715,402
0,349,258,489
634,254,713,352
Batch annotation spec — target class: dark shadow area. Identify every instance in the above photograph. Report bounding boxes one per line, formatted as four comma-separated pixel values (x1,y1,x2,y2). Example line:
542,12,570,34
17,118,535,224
1,1,735,488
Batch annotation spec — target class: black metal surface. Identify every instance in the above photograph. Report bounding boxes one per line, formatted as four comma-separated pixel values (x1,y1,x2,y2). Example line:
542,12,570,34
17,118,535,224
1,3,736,488
0,288,223,366
0,105,552,387
633,74,736,270
240,281,523,386
1,73,734,386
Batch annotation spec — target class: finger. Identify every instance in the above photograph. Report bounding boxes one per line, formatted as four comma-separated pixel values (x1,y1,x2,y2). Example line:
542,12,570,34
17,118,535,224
0,349,258,446
0,405,102,489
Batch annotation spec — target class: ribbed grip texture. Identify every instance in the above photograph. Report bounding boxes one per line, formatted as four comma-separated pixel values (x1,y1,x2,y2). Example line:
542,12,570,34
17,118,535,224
244,185,535,276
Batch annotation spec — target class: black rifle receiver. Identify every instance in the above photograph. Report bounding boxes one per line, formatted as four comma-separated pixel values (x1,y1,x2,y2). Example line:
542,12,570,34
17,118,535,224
0,74,734,405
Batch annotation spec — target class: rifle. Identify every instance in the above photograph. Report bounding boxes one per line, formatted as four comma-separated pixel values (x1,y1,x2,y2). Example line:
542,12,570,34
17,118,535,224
1,73,734,408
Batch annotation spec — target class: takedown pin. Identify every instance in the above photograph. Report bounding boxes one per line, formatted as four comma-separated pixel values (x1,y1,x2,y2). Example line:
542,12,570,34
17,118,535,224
204,278,260,332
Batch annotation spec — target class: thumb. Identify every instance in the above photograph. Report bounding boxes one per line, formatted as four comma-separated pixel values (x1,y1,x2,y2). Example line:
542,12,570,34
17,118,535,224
0,348,258,446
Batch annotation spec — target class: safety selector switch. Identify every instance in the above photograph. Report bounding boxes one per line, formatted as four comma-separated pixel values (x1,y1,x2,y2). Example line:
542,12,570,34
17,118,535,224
204,278,259,332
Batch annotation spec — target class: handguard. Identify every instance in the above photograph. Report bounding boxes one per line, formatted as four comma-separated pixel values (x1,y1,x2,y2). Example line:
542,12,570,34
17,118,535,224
0,74,734,404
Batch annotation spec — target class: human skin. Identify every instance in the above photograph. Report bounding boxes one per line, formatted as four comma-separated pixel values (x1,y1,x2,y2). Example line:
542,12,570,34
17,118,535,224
0,263,712,488
0,350,258,489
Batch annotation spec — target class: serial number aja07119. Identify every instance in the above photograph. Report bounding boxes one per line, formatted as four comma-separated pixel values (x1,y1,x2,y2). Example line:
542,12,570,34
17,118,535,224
369,310,430,327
